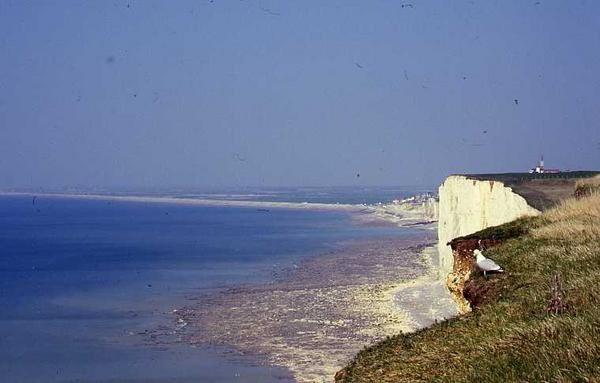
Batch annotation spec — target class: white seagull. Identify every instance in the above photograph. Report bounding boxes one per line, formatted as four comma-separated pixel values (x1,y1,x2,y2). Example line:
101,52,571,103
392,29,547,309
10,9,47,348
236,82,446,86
474,249,504,276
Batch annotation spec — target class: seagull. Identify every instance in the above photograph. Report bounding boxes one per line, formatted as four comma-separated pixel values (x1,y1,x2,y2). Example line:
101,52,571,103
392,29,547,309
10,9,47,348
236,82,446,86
233,153,246,162
260,7,281,16
474,249,504,276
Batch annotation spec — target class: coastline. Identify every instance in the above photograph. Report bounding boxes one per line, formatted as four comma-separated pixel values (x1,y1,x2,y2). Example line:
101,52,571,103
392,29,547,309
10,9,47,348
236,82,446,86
336,189,600,382
172,234,457,382
392,246,458,331
2,191,454,382
0,191,362,211
0,191,437,228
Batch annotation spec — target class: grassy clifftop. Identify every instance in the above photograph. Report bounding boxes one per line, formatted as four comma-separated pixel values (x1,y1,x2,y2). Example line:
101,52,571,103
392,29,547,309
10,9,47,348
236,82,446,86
338,191,600,382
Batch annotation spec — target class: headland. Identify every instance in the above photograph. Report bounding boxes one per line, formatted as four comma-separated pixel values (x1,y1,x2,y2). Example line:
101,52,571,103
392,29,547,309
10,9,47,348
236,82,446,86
337,172,600,382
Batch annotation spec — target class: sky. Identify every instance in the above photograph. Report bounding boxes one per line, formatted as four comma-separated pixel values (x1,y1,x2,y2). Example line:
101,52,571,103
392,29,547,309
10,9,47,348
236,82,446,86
0,0,599,190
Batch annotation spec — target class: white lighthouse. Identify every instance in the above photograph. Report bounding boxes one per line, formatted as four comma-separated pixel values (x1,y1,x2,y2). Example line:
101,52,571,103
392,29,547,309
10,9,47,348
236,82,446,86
529,155,544,173
529,155,560,174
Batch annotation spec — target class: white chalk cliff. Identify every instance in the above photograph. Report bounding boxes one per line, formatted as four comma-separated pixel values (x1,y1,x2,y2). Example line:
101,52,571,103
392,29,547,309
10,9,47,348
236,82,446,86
437,175,540,278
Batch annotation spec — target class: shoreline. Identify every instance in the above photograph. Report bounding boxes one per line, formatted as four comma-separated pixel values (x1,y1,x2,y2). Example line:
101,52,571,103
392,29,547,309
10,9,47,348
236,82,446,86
0,191,438,229
392,246,459,331
171,234,457,382
1,191,452,381
0,191,361,211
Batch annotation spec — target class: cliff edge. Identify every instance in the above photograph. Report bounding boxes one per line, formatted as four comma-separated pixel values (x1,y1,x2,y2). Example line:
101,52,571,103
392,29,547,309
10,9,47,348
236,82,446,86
438,172,599,312
337,176,600,383
438,175,539,281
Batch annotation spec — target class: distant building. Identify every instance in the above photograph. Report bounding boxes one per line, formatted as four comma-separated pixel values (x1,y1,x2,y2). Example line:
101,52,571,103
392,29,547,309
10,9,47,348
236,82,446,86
529,155,560,174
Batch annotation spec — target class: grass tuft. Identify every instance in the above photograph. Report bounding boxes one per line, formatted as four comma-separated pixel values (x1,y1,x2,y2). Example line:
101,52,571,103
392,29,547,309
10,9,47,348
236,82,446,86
575,175,600,199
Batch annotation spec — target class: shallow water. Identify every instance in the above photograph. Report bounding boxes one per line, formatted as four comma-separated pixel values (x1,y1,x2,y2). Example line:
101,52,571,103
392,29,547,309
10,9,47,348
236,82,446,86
104,185,431,205
0,193,419,382
178,235,436,382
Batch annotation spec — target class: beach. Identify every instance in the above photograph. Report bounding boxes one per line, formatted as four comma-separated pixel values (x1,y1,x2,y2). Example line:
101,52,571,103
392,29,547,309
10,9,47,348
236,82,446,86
172,234,457,382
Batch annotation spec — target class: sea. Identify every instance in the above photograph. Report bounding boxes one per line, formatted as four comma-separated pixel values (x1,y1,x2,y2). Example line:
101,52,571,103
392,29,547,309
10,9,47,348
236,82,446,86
0,187,433,383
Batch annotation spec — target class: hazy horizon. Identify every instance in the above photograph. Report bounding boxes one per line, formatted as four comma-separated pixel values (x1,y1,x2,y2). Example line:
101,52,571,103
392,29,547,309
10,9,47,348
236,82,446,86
1,184,439,195
1,0,599,190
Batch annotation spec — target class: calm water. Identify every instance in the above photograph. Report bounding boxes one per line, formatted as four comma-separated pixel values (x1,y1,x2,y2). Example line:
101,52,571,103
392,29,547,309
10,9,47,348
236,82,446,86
0,192,417,382
125,186,434,205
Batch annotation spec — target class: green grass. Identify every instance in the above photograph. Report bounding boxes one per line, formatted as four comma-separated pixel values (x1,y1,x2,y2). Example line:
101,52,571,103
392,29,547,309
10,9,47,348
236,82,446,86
339,194,600,382
460,216,538,242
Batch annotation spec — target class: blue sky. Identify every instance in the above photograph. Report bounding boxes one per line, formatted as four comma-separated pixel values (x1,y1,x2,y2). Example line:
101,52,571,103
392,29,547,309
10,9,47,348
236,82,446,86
1,0,599,189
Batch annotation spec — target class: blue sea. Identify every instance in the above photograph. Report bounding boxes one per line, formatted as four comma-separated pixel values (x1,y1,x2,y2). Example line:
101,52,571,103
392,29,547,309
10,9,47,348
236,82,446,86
0,188,426,382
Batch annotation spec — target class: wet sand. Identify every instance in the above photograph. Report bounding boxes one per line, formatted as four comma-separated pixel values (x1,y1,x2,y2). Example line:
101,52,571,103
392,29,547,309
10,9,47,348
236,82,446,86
173,231,457,382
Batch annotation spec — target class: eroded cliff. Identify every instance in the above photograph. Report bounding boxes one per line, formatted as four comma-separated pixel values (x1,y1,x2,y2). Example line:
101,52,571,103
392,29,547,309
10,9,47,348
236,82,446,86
438,175,540,278
437,175,540,312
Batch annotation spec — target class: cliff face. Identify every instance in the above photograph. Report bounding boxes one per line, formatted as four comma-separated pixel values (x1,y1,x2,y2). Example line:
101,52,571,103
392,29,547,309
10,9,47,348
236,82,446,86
445,237,502,313
438,176,540,280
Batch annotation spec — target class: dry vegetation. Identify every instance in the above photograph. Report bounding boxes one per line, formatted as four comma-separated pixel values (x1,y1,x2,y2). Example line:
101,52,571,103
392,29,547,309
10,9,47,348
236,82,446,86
339,192,600,382
534,192,600,241
575,174,600,189
575,175,600,199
